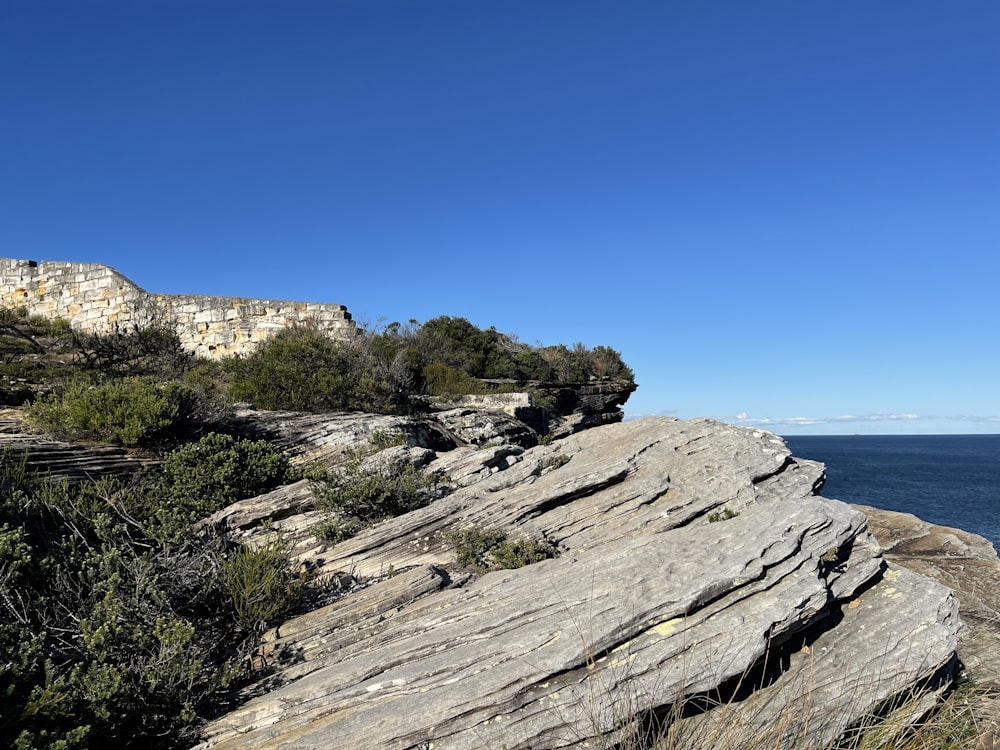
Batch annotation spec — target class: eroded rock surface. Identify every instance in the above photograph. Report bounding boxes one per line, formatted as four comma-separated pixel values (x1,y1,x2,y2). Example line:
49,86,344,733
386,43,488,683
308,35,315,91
856,505,1000,741
0,408,159,481
4,401,972,749
195,418,963,749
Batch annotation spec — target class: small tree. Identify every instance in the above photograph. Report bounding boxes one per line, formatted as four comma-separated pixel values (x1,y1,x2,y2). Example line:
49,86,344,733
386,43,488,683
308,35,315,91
72,322,194,379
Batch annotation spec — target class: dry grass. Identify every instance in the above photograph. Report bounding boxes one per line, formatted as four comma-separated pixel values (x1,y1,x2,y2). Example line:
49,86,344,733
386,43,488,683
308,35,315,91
564,659,984,750
527,603,984,750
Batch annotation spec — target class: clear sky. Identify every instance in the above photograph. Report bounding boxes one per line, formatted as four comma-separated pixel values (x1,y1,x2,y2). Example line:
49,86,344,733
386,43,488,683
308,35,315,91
3,1,998,435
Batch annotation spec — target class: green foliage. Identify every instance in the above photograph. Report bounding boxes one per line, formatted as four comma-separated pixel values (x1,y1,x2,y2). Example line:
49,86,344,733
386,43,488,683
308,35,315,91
25,377,201,447
0,309,77,405
226,326,411,414
412,316,509,379
312,458,448,541
543,454,572,470
0,456,251,748
535,342,633,383
444,525,557,571
221,317,633,413
223,534,303,631
156,432,296,539
821,546,841,563
368,429,408,450
0,306,73,340
421,362,490,398
386,314,634,392
707,506,740,523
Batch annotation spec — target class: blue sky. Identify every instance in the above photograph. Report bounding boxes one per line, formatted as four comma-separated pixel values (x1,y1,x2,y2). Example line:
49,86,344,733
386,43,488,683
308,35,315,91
3,1,998,435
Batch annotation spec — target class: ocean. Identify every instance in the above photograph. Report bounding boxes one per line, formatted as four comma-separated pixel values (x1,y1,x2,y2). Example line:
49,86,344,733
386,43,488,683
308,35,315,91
783,434,1000,554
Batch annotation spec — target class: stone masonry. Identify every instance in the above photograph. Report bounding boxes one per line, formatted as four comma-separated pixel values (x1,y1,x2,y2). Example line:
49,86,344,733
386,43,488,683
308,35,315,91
0,258,357,358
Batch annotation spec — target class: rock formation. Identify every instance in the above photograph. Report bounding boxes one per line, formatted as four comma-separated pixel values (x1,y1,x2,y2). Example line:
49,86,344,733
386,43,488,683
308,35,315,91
5,399,991,748
854,504,1000,742
188,416,964,749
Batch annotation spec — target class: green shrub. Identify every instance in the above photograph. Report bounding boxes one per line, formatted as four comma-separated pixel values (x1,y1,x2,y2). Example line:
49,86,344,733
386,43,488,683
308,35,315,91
368,429,408,450
0,311,83,402
397,315,634,388
226,326,411,414
223,534,303,631
25,377,200,447
421,362,490,398
707,506,739,523
0,458,250,748
312,458,448,541
71,322,193,379
444,525,556,571
0,306,73,340
155,433,296,538
543,454,571,470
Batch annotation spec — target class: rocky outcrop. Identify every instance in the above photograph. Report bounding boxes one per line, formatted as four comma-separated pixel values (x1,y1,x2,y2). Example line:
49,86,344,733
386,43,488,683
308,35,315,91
539,378,639,436
855,505,1000,741
462,379,638,438
0,408,159,481
4,400,977,748
194,417,963,749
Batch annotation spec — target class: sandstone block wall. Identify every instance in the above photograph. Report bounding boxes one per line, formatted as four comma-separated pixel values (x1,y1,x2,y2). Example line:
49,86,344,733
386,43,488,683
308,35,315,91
0,258,357,358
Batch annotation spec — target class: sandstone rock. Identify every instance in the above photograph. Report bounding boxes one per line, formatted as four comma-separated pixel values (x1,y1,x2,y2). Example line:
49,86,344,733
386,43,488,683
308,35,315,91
431,406,539,448
229,408,454,467
196,418,962,749
6,402,966,749
855,504,1000,740
0,409,159,481
536,379,638,437
468,379,637,438
424,443,526,488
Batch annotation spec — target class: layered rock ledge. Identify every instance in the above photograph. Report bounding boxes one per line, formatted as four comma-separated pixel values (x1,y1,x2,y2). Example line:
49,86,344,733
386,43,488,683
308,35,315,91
189,417,964,749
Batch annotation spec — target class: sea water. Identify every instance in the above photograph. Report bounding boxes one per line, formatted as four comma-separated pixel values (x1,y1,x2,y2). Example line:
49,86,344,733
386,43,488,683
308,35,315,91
784,434,1000,554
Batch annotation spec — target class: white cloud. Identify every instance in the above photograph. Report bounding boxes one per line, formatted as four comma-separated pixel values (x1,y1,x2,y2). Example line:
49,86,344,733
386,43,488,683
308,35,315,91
730,413,921,428
831,413,919,423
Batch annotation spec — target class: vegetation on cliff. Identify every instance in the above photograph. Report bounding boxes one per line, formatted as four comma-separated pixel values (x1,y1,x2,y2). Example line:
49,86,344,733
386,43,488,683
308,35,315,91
0,309,989,748
3,308,632,422
0,449,300,748
0,309,632,747
227,315,634,411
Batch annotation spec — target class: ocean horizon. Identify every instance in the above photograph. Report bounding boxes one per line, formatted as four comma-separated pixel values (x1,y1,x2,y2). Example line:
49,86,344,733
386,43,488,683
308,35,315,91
784,433,1000,553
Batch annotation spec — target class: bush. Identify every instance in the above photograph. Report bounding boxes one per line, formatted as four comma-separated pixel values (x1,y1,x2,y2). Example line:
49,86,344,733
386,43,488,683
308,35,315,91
368,429,408,450
384,315,634,390
226,326,412,414
312,458,448,541
71,323,193,379
25,377,201,447
223,534,303,631
444,525,556,571
0,306,73,340
155,433,296,538
0,310,80,404
0,458,250,748
421,362,490,398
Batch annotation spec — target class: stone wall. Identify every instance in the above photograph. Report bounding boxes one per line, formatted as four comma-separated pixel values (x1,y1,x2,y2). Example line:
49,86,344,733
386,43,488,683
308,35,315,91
0,258,357,358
